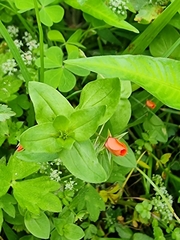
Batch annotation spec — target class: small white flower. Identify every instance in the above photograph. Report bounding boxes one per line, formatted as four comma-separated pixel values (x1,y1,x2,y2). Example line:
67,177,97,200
27,39,39,51
14,39,23,49
7,25,19,38
64,178,77,190
23,32,33,43
21,51,34,65
2,59,17,75
50,169,62,182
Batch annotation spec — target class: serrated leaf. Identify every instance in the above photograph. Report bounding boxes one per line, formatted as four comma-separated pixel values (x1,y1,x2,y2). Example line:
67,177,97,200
70,184,105,221
65,55,180,110
59,140,107,183
64,0,138,33
0,104,15,121
28,82,74,124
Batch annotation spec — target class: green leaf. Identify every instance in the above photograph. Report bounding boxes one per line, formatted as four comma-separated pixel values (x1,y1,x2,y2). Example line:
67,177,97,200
0,104,15,121
64,223,84,240
39,5,64,26
39,0,55,6
108,99,131,135
150,25,180,60
58,68,76,92
13,176,61,214
0,209,3,232
7,156,40,180
0,75,22,102
64,0,138,33
15,150,59,163
47,30,65,43
77,78,121,124
59,140,108,183
65,55,180,110
24,211,50,239
20,123,61,153
28,82,74,124
0,194,16,218
36,46,63,68
143,115,168,143
68,106,105,141
112,142,137,168
70,184,105,221
133,233,153,240
0,164,11,197
15,0,34,11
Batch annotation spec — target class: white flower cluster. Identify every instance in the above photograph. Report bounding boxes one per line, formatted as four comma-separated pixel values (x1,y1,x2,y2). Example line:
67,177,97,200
149,0,169,5
7,25,19,38
50,169,62,182
108,0,129,15
2,26,39,75
151,175,173,223
2,59,17,75
64,178,77,190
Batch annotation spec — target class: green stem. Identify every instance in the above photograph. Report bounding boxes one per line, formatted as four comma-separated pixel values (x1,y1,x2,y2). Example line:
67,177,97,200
136,167,180,223
33,0,44,82
0,20,31,85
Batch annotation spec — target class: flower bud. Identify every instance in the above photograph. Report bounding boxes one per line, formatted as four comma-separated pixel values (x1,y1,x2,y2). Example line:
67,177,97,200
105,137,127,156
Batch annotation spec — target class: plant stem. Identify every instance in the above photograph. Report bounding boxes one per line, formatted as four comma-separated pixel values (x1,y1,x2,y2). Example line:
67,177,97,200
136,167,180,223
33,0,44,82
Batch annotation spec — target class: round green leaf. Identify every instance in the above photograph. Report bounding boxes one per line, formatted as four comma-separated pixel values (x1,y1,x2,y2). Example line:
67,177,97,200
40,5,64,26
64,223,84,240
47,30,65,43
58,68,76,92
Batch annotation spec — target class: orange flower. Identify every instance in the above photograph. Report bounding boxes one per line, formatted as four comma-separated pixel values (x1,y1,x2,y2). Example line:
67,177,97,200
105,137,127,156
146,100,156,109
16,144,24,152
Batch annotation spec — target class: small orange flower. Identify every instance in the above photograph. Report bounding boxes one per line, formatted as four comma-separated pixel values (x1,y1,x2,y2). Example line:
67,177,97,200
16,144,24,152
105,137,127,156
146,100,156,109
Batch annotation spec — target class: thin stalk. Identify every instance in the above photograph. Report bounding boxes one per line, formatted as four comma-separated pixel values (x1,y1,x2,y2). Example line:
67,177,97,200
137,167,180,223
162,37,180,58
0,20,31,85
33,0,44,82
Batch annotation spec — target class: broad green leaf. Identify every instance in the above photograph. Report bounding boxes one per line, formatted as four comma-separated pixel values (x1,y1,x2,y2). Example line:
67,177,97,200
44,69,61,88
108,99,131,135
68,106,106,141
0,193,16,218
64,223,84,240
64,0,138,33
28,82,74,124
70,184,105,221
39,5,64,26
20,123,61,153
13,176,61,214
0,164,11,197
59,140,108,183
150,25,180,60
112,142,137,168
25,211,50,239
65,55,180,110
0,104,15,121
77,78,121,124
15,150,59,163
47,30,65,43
7,156,40,180
57,68,76,92
65,64,90,76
